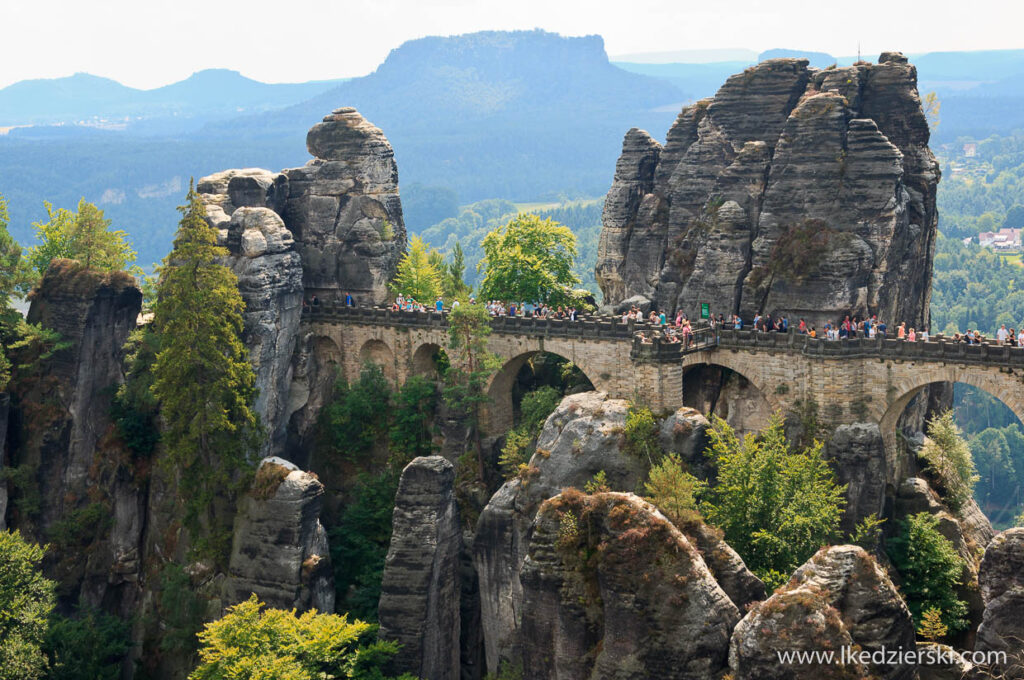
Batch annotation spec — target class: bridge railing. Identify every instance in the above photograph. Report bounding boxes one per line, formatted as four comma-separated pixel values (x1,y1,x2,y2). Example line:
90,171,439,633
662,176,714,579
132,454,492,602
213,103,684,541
716,329,1024,367
302,303,711,343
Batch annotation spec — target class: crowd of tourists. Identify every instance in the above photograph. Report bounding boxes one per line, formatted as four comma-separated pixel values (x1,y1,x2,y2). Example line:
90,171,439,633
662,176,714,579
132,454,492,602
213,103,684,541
483,300,581,320
313,295,1021,348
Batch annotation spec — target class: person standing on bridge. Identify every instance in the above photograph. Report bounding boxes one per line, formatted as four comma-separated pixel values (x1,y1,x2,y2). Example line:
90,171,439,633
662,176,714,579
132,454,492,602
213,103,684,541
998,324,1009,345
435,297,444,313
897,323,906,340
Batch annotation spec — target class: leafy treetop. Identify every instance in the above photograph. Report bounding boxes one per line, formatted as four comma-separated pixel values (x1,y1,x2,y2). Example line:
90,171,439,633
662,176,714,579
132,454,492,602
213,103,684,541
0,530,57,680
391,235,443,302
190,594,413,680
477,213,579,305
26,199,136,278
699,414,847,591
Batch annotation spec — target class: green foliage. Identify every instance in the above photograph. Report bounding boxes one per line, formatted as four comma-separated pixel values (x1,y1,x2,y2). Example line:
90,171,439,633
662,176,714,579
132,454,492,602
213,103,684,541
419,198,604,295
849,514,886,551
498,386,561,479
151,183,259,560
477,213,579,305
329,470,401,622
0,193,30,311
190,594,411,680
391,235,443,302
483,662,524,680
700,414,847,587
43,608,132,680
584,470,611,494
930,234,1024,337
498,428,534,479
623,405,660,465
156,563,206,657
318,365,393,461
887,512,969,633
644,453,703,527
110,327,161,459
519,386,561,431
46,503,110,550
443,301,500,425
6,321,73,380
0,465,42,518
442,241,472,299
325,373,440,619
0,530,57,680
917,607,948,642
388,376,438,462
919,411,980,511
26,199,136,278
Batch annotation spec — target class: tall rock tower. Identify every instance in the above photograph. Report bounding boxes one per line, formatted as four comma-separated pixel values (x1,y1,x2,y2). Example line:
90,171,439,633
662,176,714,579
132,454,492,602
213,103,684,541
196,107,407,457
596,52,939,329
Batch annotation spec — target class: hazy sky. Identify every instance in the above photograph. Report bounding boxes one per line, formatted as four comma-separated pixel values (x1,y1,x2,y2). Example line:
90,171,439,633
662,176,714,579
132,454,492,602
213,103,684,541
3,0,1022,89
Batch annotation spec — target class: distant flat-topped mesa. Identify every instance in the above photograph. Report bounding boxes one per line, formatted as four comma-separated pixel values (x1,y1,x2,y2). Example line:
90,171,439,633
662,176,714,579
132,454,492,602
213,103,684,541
596,52,939,328
198,107,407,306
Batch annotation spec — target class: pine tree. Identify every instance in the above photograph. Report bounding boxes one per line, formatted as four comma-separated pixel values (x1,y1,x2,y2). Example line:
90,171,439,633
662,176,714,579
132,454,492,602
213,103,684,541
392,236,443,302
917,607,949,641
443,241,472,299
151,182,258,559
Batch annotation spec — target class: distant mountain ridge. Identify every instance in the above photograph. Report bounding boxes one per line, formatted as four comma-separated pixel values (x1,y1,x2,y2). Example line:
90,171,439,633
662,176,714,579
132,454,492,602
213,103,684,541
5,32,1024,269
0,69,345,126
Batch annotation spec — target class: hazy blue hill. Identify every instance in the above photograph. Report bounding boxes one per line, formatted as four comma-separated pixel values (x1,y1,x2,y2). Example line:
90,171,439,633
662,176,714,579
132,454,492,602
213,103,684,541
202,30,685,202
8,34,1024,268
611,61,751,100
758,48,836,68
0,69,343,127
0,73,142,124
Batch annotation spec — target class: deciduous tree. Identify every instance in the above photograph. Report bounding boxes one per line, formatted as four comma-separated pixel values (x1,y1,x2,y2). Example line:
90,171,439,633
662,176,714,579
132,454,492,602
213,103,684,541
477,213,579,305
26,199,135,277
392,236,443,302
0,530,56,680
699,414,847,589
190,595,411,680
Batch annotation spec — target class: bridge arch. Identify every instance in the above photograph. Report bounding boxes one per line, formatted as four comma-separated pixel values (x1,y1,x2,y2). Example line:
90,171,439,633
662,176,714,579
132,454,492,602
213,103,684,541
878,366,1024,486
359,338,397,383
681,351,784,436
483,350,598,436
411,342,448,379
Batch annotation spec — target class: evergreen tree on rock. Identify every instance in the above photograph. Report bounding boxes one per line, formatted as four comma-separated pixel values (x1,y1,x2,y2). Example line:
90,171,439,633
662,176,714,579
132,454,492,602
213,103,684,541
151,181,259,559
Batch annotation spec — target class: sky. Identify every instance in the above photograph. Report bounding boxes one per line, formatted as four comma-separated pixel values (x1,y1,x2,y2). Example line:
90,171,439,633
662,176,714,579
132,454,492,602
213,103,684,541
2,0,1023,89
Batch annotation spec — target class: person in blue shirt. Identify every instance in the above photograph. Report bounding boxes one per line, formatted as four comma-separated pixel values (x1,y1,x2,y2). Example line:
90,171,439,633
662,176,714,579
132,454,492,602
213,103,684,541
344,292,354,307
435,297,444,312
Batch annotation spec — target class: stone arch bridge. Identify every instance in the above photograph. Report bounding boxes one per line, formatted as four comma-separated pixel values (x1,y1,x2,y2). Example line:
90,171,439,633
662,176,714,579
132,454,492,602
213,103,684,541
304,304,1024,462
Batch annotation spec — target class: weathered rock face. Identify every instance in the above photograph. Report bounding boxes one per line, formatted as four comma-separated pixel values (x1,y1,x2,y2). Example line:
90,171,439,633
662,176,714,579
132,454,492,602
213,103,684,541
596,54,939,330
196,180,306,458
826,423,888,534
283,107,406,306
200,107,407,458
379,456,461,680
681,365,772,439
474,392,649,672
225,457,334,613
473,393,757,675
730,545,916,680
9,261,143,610
657,405,710,473
520,490,740,680
976,528,1024,664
